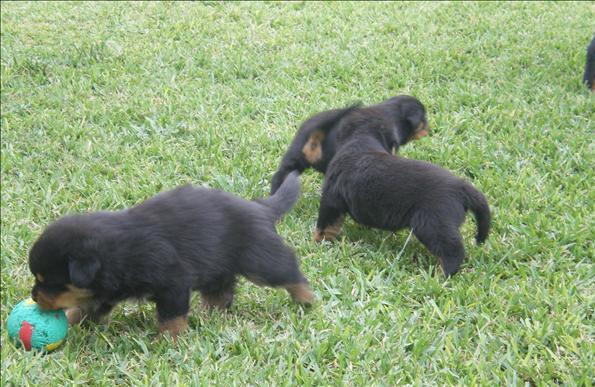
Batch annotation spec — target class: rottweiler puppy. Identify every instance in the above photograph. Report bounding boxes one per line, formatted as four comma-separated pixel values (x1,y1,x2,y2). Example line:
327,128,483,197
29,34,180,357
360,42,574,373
314,113,491,277
271,95,429,194
584,36,595,91
29,172,314,340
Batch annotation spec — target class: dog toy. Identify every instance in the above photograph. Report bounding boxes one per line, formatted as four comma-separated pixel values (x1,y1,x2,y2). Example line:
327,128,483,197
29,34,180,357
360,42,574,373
7,298,68,352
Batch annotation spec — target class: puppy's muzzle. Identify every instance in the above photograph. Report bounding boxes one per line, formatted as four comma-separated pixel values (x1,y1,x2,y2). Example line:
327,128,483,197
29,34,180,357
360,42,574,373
32,289,59,310
31,285,93,311
414,121,430,140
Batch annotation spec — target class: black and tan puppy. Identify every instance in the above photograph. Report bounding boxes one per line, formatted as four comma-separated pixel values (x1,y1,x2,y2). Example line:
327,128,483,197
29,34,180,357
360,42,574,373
583,36,595,91
314,116,491,277
270,95,429,194
29,172,314,340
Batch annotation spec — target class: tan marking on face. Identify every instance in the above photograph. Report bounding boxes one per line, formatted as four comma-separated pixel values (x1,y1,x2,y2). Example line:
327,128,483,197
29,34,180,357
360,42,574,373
302,130,325,164
37,285,94,311
412,121,429,140
35,291,58,310
314,215,345,242
285,283,315,305
159,316,188,341
414,129,428,140
36,274,45,283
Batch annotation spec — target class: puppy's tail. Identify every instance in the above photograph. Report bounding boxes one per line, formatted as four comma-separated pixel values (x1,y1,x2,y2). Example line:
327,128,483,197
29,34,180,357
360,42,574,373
260,171,301,221
461,183,491,244
270,103,361,195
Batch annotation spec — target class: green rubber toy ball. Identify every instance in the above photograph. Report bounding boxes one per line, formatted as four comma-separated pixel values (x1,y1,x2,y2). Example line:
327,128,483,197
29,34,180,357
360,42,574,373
7,298,68,352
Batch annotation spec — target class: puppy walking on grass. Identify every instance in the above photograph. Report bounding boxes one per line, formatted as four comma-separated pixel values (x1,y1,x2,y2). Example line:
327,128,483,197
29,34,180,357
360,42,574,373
313,104,491,277
583,36,595,91
29,172,314,340
271,95,429,194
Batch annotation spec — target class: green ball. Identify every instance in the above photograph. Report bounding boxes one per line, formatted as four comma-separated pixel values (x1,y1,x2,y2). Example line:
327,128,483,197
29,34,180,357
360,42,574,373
7,298,68,352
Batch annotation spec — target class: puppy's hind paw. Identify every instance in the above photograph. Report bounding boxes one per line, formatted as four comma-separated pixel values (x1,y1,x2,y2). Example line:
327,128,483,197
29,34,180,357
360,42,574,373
286,283,316,306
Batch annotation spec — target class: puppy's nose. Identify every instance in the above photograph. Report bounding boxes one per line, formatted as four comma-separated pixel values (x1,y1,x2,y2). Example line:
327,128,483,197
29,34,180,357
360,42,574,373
31,289,38,302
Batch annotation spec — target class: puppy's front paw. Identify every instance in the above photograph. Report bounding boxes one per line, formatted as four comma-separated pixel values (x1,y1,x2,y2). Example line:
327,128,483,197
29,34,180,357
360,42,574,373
66,307,84,325
314,228,325,242
314,216,344,242
314,228,338,242
159,316,189,343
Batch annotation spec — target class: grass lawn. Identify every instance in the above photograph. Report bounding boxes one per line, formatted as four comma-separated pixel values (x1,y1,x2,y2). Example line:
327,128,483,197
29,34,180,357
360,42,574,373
1,2,594,385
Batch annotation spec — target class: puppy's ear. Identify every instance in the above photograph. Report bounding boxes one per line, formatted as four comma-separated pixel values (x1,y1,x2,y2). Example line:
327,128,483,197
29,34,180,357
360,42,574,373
69,257,100,288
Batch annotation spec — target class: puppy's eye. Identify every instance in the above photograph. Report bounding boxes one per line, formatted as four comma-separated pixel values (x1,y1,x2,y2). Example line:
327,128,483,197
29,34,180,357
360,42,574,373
36,274,45,283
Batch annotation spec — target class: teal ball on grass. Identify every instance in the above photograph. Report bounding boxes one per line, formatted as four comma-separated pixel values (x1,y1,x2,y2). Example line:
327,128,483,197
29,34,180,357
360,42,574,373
7,298,68,352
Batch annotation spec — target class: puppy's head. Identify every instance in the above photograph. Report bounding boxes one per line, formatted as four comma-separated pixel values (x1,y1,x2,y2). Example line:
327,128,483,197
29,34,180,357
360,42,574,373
386,95,429,147
29,215,100,310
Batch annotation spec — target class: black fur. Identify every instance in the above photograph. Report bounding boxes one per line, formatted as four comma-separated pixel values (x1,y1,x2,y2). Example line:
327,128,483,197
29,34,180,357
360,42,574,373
584,36,595,91
270,95,428,194
29,172,314,338
314,117,491,277
270,104,361,194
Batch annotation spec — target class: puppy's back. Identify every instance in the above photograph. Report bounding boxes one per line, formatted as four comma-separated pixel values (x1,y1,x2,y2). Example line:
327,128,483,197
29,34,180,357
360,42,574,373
330,151,490,241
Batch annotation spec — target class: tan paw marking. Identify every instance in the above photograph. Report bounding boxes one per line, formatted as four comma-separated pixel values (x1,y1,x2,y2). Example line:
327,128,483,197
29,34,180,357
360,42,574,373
159,316,189,341
314,215,344,242
285,283,315,305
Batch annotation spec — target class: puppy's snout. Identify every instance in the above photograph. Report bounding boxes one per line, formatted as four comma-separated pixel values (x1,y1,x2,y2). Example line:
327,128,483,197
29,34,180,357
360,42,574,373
35,292,55,310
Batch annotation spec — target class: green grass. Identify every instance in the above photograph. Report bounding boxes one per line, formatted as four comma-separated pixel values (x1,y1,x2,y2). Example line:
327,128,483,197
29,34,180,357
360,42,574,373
1,1,594,385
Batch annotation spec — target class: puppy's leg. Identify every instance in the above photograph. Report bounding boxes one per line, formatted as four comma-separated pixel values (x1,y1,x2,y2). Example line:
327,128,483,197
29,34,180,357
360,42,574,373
201,277,236,310
427,232,465,277
314,213,344,242
66,302,115,325
155,288,190,341
201,291,234,310
284,282,316,305
315,194,346,242
271,155,308,195
241,238,315,305
272,167,295,195
412,215,465,277
271,130,327,194
66,308,85,325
